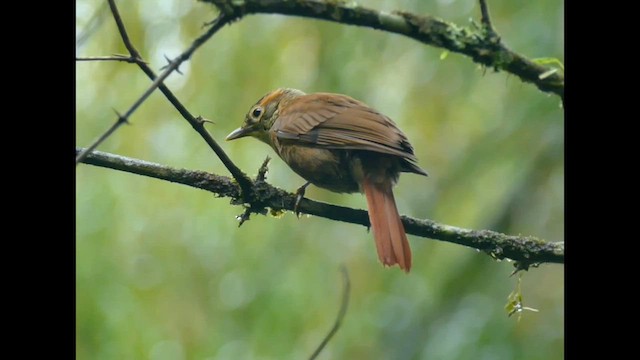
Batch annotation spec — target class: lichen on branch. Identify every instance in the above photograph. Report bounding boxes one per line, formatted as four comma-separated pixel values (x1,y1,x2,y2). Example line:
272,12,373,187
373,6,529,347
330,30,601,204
202,0,563,98
77,148,564,266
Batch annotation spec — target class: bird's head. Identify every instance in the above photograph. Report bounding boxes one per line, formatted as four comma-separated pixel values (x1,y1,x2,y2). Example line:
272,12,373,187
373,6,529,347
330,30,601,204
226,88,306,145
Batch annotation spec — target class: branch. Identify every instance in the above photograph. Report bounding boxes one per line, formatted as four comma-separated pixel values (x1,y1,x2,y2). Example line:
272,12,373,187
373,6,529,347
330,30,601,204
76,0,253,195
77,148,564,266
202,0,563,99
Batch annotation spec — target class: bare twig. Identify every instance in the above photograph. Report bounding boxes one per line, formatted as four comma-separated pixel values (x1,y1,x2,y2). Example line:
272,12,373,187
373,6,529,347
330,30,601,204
257,156,271,182
107,0,141,59
75,110,129,167
237,157,273,227
479,0,494,30
75,55,144,64
75,0,253,194
77,0,181,164
77,148,565,266
309,266,350,360
203,0,563,98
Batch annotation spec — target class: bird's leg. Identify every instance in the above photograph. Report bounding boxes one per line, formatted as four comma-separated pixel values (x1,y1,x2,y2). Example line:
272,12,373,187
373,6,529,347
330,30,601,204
294,181,311,218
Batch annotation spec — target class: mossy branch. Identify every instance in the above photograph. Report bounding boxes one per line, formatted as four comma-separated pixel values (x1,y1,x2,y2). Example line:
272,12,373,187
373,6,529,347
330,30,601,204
77,148,564,267
201,0,563,99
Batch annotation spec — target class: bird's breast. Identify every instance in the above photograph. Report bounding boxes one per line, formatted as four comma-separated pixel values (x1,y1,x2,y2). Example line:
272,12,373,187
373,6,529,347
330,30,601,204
274,142,361,193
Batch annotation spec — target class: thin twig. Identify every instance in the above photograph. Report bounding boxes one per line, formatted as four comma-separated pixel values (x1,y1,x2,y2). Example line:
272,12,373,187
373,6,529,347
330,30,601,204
107,0,141,59
75,112,128,164
75,1,253,193
77,1,177,164
309,266,350,360
75,55,143,64
257,156,271,182
76,148,565,266
479,0,493,30
147,13,256,193
238,157,273,227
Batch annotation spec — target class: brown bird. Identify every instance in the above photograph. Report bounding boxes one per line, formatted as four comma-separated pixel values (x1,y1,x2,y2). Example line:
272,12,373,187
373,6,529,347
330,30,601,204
226,88,427,272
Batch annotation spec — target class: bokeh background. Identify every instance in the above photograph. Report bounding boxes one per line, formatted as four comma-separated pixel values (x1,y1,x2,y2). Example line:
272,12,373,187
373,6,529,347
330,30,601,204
76,0,564,359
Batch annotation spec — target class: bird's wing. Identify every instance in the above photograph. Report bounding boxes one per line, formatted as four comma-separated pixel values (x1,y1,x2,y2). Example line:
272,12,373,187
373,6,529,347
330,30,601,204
272,93,419,162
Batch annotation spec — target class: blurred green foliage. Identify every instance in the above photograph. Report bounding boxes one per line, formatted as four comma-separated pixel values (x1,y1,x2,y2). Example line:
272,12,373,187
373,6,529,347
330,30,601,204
76,0,563,359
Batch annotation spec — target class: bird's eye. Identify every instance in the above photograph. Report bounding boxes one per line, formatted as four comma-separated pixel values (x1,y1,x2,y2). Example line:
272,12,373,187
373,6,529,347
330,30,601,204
251,107,263,119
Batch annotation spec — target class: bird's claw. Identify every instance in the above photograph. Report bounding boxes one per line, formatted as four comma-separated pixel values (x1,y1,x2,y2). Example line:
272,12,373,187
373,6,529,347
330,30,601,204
294,182,310,218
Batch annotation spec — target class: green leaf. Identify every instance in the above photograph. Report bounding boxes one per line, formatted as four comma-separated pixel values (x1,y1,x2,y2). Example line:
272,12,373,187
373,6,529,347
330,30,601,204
505,274,539,321
532,57,565,70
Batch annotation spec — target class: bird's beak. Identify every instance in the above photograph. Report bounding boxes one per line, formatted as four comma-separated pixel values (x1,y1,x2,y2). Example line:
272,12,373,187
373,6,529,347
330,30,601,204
226,127,251,141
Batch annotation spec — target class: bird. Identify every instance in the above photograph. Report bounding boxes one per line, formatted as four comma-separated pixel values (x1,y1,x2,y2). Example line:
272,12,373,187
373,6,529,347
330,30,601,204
226,88,428,272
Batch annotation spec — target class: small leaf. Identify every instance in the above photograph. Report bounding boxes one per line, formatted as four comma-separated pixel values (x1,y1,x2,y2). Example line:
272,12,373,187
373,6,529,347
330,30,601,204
440,50,449,60
505,274,539,320
532,57,564,81
532,57,565,70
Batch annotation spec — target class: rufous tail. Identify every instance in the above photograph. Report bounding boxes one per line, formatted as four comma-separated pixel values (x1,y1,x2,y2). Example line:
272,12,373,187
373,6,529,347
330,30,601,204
362,177,412,272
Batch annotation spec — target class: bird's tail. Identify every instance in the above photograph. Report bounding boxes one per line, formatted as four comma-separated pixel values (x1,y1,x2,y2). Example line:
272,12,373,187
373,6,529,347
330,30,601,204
362,177,412,272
